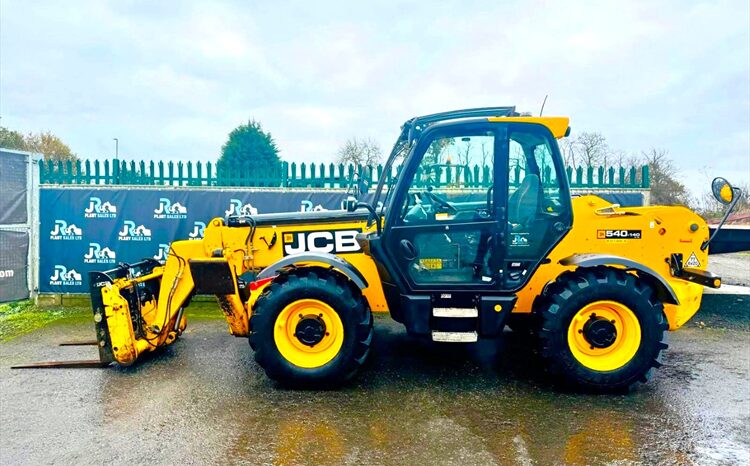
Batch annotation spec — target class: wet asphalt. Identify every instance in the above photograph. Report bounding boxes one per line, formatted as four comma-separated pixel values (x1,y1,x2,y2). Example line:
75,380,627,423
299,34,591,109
1,293,749,466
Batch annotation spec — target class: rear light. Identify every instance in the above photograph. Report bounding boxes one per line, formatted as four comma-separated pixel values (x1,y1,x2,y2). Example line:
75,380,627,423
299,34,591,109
249,276,276,291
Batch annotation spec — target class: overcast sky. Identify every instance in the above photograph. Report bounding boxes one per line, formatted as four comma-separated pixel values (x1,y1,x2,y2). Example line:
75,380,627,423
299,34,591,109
1,1,748,196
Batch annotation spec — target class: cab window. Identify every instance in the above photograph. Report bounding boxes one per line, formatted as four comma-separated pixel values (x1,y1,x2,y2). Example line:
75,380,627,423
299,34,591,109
399,131,494,224
506,125,570,259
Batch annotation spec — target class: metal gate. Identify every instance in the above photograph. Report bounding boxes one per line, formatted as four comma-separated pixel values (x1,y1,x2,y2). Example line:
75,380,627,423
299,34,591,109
0,149,40,302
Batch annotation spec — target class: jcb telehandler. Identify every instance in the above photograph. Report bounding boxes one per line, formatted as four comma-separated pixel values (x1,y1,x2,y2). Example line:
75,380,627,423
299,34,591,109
26,107,744,390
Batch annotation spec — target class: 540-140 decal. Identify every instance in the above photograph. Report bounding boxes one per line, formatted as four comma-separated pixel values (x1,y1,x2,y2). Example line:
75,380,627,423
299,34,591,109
597,229,642,240
282,228,362,256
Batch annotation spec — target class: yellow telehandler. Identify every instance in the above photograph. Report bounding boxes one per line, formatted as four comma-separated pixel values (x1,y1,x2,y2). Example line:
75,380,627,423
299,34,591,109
18,107,744,390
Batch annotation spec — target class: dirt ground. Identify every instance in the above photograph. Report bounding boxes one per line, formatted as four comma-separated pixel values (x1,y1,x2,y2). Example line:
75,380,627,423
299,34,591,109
1,292,748,466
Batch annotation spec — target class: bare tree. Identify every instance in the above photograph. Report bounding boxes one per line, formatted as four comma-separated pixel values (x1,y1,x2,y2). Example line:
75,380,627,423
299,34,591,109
456,140,472,167
642,148,692,207
610,149,629,167
479,140,491,167
575,132,609,167
336,137,382,166
559,137,578,169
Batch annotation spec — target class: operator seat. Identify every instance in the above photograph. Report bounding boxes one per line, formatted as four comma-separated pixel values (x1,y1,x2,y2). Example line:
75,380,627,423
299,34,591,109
508,174,540,228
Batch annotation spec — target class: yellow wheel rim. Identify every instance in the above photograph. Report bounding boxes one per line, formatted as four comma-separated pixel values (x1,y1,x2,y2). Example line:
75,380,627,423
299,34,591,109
567,300,641,372
274,299,344,369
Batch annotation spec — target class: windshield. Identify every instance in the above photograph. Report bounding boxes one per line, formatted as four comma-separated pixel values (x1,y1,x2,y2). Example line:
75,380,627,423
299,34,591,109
372,138,413,211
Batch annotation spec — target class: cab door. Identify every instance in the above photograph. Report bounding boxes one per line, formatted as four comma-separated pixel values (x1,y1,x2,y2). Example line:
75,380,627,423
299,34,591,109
501,123,573,290
380,122,508,293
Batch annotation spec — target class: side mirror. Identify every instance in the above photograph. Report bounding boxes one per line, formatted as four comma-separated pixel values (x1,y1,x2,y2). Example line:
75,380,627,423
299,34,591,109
702,177,743,251
712,177,735,205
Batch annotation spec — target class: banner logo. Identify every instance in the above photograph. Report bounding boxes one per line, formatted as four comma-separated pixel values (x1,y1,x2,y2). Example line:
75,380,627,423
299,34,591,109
153,243,170,261
50,220,83,240
84,197,117,218
300,200,328,212
50,265,82,286
188,221,206,240
83,243,116,264
282,229,361,255
118,220,152,241
225,199,258,217
154,198,188,219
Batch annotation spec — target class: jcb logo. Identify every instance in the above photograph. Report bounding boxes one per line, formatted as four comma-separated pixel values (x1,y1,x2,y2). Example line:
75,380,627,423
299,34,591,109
282,229,361,256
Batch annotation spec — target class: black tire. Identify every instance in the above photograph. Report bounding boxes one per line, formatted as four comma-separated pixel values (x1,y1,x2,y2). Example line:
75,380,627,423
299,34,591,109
536,266,668,391
249,268,373,388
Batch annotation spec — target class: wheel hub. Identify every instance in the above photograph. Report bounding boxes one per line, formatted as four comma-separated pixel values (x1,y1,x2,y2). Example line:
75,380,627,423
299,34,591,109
582,314,617,349
294,315,327,346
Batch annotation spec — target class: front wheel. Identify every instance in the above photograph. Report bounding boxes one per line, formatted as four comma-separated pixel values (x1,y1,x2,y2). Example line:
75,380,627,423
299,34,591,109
249,268,373,388
536,267,668,391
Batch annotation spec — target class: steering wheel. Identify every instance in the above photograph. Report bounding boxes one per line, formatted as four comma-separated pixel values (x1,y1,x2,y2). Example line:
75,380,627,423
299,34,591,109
420,188,458,215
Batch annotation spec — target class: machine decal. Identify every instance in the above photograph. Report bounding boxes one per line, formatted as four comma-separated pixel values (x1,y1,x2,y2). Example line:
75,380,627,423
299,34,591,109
419,258,443,269
684,252,701,268
597,229,642,240
282,228,362,255
511,233,530,247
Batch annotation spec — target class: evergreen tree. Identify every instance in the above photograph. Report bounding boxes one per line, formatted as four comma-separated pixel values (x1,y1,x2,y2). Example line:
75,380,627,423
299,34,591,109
218,120,280,172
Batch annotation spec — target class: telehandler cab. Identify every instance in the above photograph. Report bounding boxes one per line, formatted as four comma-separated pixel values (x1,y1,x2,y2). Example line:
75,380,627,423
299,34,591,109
19,107,744,391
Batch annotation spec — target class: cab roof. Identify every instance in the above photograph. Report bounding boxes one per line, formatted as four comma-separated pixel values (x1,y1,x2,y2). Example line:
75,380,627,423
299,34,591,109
401,106,570,141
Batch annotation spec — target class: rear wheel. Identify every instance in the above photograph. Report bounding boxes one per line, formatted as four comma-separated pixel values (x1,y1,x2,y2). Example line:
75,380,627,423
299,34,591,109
536,267,668,391
249,268,373,388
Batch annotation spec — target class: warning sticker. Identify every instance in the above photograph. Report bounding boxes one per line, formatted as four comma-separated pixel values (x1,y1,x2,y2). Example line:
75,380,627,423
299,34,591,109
685,253,701,268
420,258,443,270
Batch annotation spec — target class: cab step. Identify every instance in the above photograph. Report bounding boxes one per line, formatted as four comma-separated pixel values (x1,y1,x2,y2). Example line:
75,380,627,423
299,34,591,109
431,331,478,343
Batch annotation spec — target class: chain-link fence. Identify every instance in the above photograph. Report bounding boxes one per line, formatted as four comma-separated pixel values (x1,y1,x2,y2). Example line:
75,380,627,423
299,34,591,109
0,149,40,302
